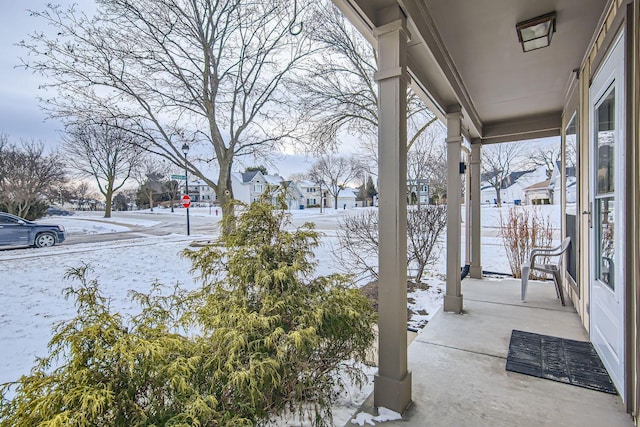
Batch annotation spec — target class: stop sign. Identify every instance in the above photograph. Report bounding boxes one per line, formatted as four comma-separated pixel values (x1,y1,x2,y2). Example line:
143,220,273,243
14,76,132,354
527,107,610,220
181,194,191,208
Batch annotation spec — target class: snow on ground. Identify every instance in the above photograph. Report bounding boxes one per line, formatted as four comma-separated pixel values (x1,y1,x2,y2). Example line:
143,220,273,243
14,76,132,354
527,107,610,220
350,407,403,426
0,234,198,387
0,203,561,424
407,279,446,330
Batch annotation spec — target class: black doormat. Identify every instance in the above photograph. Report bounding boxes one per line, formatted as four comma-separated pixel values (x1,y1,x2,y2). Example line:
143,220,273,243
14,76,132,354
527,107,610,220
505,330,617,394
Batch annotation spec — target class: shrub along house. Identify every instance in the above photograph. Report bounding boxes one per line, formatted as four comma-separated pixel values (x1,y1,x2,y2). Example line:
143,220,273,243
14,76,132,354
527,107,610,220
332,0,639,422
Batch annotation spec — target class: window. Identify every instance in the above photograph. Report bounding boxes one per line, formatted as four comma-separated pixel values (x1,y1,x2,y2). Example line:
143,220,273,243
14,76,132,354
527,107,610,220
594,89,615,289
254,183,264,192
565,113,578,288
0,216,18,224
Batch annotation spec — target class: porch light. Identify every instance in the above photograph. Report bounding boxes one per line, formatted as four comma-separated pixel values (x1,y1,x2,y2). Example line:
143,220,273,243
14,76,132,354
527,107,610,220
516,12,556,52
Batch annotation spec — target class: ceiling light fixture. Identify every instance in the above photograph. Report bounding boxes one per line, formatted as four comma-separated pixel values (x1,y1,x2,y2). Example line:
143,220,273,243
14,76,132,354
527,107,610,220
516,12,556,52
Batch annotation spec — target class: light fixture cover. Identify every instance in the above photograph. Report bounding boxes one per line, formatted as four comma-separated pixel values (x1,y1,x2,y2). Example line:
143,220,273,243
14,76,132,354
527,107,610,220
516,12,556,52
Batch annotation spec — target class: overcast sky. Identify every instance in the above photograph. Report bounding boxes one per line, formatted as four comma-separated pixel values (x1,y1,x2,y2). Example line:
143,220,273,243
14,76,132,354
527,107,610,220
0,1,76,146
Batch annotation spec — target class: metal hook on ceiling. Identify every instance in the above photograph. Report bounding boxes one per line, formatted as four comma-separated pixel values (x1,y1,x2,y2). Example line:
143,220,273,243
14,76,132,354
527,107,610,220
289,0,303,36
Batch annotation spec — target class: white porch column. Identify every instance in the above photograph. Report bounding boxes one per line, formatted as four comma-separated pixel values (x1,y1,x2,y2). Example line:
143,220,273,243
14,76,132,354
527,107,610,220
444,108,464,313
470,142,483,278
372,7,411,414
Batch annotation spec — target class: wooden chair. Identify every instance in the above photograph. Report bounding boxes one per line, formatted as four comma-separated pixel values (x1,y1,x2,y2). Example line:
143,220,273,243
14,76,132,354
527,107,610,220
521,237,571,305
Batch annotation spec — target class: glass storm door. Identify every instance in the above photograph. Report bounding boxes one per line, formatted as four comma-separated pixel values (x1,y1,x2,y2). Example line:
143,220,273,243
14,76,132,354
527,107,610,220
589,34,625,397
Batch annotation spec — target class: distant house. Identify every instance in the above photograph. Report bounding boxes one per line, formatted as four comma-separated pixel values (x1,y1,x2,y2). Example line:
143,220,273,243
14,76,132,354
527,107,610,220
180,180,216,204
231,171,300,207
296,180,326,207
280,180,305,210
407,179,430,205
325,187,358,209
523,180,551,205
231,171,266,204
480,166,549,205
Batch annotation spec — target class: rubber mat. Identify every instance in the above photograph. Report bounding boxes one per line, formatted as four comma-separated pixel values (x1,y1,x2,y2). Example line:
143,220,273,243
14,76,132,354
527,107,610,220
506,329,617,394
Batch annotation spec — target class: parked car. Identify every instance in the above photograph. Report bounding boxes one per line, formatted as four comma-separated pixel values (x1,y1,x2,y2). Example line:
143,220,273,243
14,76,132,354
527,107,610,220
0,212,66,248
46,206,74,216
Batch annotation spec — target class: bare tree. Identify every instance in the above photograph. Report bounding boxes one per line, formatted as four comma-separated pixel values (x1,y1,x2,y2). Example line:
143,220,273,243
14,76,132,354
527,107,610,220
63,120,144,218
481,143,522,207
135,160,169,211
407,206,447,282
528,145,561,178
406,128,447,208
0,135,66,219
308,155,362,209
72,182,96,211
20,0,314,232
297,3,436,164
165,179,180,213
287,172,308,182
336,210,380,281
336,206,447,283
56,183,75,207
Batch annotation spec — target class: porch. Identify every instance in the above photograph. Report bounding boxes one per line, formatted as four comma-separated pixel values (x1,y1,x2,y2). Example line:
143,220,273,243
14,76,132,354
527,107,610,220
347,277,632,426
331,0,640,419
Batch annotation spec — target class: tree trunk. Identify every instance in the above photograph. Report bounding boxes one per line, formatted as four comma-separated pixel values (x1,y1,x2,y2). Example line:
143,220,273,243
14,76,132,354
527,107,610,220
217,160,235,235
104,187,113,218
495,187,502,207
334,195,338,209
415,262,424,283
16,202,31,219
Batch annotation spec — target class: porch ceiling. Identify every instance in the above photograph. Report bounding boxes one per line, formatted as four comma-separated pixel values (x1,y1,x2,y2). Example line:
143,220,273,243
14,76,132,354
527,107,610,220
333,0,610,143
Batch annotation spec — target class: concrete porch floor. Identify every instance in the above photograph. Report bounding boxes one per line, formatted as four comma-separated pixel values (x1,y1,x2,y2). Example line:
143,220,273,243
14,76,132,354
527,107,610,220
347,277,633,426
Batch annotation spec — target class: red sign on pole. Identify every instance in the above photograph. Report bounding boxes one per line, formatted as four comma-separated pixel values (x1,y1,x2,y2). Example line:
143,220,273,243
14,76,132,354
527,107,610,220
181,194,191,208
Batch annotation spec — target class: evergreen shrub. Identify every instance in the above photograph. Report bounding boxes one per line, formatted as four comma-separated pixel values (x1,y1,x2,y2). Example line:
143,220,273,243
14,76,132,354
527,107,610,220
0,190,376,426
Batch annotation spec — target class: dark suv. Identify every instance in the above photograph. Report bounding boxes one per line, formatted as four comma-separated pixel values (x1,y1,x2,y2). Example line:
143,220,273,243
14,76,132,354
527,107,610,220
0,212,66,248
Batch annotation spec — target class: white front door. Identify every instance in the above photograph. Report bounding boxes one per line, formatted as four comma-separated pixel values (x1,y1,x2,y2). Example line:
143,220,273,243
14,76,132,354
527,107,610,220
589,33,625,397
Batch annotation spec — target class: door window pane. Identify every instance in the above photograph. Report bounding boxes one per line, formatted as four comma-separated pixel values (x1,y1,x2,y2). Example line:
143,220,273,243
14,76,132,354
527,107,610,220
596,89,615,195
594,87,615,290
595,196,614,289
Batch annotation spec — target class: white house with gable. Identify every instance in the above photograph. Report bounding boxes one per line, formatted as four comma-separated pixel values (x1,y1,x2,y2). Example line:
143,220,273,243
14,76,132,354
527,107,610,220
296,180,325,207
480,165,550,205
326,187,358,209
231,171,303,208
179,180,216,205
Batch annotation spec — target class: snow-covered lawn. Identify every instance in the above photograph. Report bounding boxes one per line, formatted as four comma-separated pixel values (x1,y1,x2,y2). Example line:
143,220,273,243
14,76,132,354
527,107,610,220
0,203,561,425
0,235,197,385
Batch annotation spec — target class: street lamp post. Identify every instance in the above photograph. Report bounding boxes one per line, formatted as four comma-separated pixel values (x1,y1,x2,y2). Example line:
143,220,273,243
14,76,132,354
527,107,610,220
182,143,190,236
